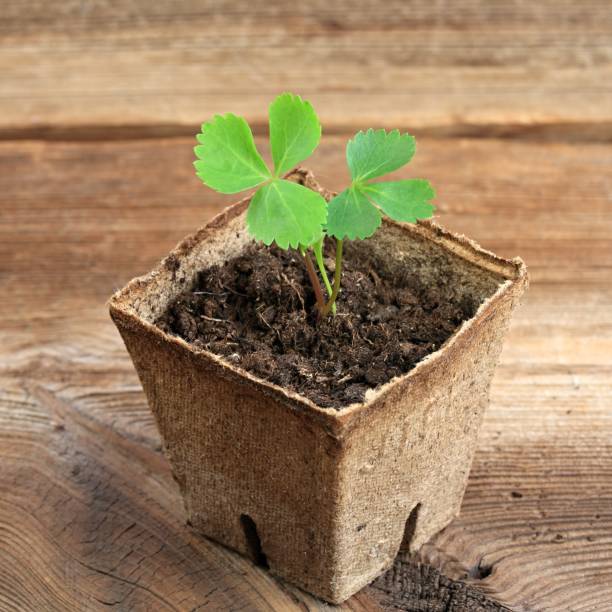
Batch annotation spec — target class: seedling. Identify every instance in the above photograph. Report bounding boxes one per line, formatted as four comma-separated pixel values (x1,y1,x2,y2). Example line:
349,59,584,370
194,93,435,316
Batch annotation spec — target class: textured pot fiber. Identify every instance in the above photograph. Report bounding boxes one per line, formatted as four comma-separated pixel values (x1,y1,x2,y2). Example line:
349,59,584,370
109,169,527,604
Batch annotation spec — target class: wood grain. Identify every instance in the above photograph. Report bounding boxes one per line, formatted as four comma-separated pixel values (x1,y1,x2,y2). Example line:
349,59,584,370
1,0,612,136
1,135,611,610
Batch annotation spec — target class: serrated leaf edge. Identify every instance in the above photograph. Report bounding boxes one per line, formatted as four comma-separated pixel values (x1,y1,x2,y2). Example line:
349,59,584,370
246,179,327,250
347,128,416,182
327,186,382,241
194,113,271,190
269,93,321,177
358,179,436,223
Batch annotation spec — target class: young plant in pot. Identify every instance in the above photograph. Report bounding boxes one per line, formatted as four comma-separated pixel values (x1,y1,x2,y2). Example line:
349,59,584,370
109,93,527,604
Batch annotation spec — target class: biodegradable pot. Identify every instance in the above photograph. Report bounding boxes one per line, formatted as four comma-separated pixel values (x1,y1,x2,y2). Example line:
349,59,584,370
109,169,527,604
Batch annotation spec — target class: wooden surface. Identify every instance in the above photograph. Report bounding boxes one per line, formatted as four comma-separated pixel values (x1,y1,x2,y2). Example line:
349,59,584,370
2,136,611,611
1,2,612,611
2,0,612,137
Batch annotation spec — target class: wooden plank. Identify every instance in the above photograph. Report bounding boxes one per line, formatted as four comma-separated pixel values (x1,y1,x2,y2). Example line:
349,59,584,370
2,136,610,294
1,136,611,610
0,377,382,611
1,0,611,135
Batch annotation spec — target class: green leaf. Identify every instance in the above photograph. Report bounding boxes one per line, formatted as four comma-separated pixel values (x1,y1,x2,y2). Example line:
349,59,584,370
326,187,381,240
347,129,416,182
362,179,435,223
194,113,270,193
246,179,327,249
269,93,321,177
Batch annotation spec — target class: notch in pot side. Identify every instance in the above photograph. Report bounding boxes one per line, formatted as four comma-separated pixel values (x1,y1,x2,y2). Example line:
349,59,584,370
109,168,527,604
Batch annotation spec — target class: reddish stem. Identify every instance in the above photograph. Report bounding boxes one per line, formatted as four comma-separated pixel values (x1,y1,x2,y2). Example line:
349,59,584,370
301,250,325,314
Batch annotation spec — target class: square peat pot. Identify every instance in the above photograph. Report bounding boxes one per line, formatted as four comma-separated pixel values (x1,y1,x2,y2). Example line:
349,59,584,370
109,169,527,603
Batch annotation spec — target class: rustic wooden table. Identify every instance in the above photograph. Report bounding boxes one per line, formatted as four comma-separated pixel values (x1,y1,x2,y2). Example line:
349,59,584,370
1,2,611,610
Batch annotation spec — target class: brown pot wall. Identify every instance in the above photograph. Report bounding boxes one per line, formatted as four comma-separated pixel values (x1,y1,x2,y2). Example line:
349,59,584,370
109,169,527,603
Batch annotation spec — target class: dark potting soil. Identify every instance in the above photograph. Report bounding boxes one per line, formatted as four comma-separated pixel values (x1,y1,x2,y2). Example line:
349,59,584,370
155,242,478,409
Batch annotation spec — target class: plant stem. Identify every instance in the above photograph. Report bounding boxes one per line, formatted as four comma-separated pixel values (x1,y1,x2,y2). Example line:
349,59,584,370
321,239,343,317
312,238,336,315
300,247,325,313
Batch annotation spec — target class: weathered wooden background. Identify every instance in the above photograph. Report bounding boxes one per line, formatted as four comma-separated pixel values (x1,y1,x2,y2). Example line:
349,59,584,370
1,2,611,610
